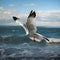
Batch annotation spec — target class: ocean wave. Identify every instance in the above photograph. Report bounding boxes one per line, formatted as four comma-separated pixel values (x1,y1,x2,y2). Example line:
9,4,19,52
0,44,60,59
0,35,60,44
47,38,60,43
0,35,13,38
0,40,60,60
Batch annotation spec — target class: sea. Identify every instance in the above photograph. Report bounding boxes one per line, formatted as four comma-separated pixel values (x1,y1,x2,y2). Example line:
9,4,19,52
0,26,60,60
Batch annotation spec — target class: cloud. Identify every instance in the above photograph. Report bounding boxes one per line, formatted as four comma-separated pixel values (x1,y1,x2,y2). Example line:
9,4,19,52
22,3,38,7
3,11,12,14
9,4,15,6
0,9,19,25
35,21,60,27
37,10,60,21
0,10,18,20
35,10,60,27
0,9,60,27
0,6,4,10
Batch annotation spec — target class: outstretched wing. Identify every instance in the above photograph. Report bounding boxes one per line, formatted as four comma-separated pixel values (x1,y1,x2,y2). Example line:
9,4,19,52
26,10,37,34
13,16,29,35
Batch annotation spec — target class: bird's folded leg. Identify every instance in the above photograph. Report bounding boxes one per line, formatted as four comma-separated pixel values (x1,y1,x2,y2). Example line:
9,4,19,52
33,35,36,42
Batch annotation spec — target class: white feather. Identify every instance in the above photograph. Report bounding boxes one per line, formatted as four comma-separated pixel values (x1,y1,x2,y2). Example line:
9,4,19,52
13,10,49,42
15,19,29,35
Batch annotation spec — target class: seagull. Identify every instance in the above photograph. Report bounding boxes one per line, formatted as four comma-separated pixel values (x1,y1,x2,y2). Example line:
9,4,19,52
13,10,49,42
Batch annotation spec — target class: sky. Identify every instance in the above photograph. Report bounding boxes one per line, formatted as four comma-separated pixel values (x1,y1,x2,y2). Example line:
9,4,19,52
0,0,60,27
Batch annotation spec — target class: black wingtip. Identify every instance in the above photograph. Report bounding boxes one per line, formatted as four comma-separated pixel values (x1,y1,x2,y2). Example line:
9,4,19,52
45,38,49,41
13,16,19,21
28,10,36,18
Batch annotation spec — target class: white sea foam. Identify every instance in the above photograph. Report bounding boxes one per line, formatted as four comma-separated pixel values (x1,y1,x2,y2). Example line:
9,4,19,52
46,38,60,43
21,50,33,56
1,35,12,38
12,30,15,32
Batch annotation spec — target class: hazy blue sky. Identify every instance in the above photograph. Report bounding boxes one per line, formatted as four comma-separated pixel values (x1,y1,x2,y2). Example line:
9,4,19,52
0,0,60,27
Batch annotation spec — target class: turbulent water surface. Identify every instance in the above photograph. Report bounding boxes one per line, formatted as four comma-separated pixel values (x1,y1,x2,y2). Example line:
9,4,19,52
0,26,60,60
